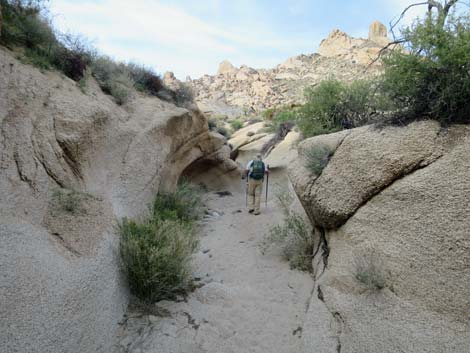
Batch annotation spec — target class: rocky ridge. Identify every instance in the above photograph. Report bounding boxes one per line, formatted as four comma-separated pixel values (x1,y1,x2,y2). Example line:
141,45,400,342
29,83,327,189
168,21,390,117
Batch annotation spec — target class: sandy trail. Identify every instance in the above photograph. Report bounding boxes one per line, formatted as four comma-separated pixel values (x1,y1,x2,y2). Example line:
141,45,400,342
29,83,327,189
116,182,314,353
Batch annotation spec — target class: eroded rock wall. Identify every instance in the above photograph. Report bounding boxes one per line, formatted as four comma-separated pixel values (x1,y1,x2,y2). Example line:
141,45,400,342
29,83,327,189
0,47,236,353
289,121,470,353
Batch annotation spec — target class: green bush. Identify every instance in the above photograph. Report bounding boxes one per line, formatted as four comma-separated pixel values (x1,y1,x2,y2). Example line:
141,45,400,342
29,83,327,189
208,118,218,130
260,190,314,272
119,181,204,302
296,79,380,138
354,249,387,290
304,144,335,175
126,63,163,96
229,119,243,131
0,1,91,81
153,181,204,222
119,218,198,302
52,188,91,215
381,13,470,124
216,126,230,138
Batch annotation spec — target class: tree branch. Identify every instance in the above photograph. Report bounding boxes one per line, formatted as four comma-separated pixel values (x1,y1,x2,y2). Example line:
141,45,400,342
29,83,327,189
389,2,429,40
366,39,406,69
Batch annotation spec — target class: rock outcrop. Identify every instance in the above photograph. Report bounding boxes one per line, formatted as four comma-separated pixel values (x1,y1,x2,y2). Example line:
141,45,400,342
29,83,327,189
188,22,389,116
0,47,236,353
289,121,470,353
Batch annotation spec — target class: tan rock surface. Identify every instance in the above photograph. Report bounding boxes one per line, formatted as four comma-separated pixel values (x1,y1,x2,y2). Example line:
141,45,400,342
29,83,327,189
0,47,234,353
290,122,470,353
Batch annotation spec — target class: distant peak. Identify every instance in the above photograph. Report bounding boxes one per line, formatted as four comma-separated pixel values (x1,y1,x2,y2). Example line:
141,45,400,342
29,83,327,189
217,60,236,75
369,20,388,41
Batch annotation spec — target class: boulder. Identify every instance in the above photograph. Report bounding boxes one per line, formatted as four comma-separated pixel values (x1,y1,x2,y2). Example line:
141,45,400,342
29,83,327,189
292,121,442,229
290,121,470,353
265,131,301,169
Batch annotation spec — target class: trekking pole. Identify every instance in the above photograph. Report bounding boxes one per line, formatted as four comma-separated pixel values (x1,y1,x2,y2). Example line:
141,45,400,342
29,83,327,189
265,165,269,208
245,177,248,207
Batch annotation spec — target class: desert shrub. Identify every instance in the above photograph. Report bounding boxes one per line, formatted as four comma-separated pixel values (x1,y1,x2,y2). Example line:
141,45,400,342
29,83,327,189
353,249,387,290
173,83,195,107
304,144,335,175
119,181,203,302
216,126,230,138
229,119,243,131
208,118,218,130
262,108,298,133
152,180,204,222
262,107,276,120
381,13,470,124
52,188,89,215
119,218,198,302
260,189,314,272
0,1,91,81
296,79,380,138
90,56,133,104
127,63,163,95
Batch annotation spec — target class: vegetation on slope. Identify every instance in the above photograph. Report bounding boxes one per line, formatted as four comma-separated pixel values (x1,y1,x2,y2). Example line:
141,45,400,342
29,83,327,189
0,0,193,106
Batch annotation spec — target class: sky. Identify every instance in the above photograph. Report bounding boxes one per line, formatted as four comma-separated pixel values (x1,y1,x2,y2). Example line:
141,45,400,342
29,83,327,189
47,0,463,79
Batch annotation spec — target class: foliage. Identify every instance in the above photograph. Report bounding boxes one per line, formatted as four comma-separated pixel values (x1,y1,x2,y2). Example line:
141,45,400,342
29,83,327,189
304,144,335,175
229,119,243,131
119,218,198,302
52,188,90,215
172,83,195,107
0,0,192,105
381,13,470,124
90,56,133,104
208,118,218,130
216,126,230,138
260,189,314,272
353,249,387,290
126,63,163,95
119,181,204,303
296,79,382,138
152,181,204,223
0,1,91,81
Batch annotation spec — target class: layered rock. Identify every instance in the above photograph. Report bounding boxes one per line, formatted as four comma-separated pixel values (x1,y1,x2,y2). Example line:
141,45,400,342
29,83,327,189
188,22,389,116
0,47,236,353
289,121,470,352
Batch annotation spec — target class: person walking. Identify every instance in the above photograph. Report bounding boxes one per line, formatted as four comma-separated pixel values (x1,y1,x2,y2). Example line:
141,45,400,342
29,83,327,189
243,154,269,215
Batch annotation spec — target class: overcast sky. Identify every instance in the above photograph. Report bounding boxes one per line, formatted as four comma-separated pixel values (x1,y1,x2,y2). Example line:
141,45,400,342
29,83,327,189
49,0,452,79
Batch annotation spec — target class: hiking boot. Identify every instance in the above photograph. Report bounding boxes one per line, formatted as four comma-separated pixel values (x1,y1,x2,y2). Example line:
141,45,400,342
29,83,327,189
253,211,261,215
248,209,254,213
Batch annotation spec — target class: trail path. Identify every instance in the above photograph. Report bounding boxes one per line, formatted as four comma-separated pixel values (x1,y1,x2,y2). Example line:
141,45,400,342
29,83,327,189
116,186,313,353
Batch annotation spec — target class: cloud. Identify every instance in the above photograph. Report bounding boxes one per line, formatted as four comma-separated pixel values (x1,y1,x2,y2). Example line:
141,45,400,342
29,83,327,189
50,0,319,79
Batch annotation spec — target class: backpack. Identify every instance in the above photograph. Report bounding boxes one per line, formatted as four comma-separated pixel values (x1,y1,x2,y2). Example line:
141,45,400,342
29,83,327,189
250,160,265,180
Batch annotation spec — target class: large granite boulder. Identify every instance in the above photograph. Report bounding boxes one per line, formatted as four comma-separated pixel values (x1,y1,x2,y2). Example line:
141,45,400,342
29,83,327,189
289,121,470,353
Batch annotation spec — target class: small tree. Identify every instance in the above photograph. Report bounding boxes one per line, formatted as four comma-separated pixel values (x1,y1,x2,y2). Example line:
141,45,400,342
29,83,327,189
382,0,470,123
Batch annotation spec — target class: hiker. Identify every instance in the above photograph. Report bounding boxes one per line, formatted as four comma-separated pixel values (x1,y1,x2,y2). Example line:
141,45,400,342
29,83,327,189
243,154,269,215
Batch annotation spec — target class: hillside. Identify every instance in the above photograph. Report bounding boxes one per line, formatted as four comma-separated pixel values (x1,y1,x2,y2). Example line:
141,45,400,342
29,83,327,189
176,21,389,117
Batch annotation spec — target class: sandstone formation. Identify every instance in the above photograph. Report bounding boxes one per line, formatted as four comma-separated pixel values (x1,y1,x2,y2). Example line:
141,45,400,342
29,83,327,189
289,121,470,352
188,22,388,116
0,47,236,353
